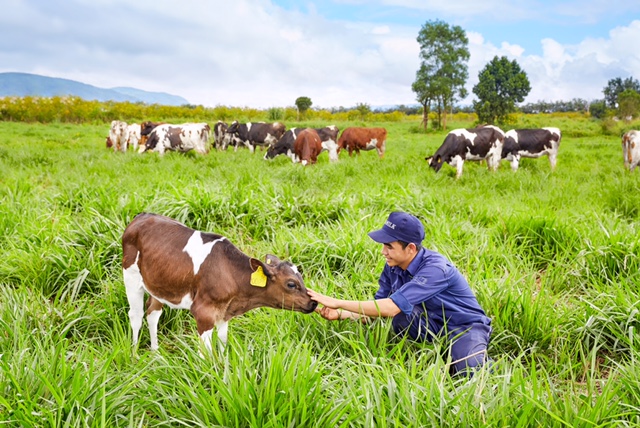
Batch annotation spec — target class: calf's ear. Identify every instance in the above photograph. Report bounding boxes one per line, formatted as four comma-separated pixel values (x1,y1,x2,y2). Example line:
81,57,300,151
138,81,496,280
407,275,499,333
249,258,272,287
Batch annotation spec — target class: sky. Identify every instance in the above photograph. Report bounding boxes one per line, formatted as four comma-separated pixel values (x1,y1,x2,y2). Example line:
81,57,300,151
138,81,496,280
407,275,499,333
1,0,639,109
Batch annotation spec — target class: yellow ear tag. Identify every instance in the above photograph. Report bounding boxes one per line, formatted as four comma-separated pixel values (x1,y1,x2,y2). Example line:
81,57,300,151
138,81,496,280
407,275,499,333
250,266,267,287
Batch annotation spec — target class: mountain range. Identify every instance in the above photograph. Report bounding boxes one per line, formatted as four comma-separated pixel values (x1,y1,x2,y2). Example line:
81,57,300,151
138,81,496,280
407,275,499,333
0,72,190,106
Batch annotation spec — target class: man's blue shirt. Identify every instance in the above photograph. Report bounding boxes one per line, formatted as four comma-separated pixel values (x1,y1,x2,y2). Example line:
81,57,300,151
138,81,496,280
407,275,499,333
375,248,491,332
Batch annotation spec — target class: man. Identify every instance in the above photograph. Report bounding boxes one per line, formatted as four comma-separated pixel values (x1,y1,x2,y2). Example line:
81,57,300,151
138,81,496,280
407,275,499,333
307,211,492,376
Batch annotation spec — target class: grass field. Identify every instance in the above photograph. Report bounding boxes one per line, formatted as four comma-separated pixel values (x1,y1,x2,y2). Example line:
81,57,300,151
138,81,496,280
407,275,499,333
1,118,639,427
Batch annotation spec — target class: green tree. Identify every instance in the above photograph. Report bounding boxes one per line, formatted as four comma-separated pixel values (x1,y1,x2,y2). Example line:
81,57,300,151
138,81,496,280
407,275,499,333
355,102,371,121
472,56,531,124
603,77,640,109
295,96,313,120
589,99,607,119
412,20,469,130
617,89,640,120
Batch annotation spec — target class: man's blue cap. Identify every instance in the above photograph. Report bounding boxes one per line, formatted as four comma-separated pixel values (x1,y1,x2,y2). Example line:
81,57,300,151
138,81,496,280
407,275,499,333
368,212,425,245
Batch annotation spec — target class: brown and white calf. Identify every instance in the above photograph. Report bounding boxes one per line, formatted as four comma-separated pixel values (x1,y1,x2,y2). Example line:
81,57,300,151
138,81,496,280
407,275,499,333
122,213,317,351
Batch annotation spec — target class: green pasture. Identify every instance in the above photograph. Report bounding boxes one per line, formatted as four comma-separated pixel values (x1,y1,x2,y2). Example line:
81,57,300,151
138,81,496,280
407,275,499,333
1,118,639,427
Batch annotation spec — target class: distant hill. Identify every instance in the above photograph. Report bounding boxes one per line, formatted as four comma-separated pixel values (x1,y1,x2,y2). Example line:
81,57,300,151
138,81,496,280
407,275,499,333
0,72,190,106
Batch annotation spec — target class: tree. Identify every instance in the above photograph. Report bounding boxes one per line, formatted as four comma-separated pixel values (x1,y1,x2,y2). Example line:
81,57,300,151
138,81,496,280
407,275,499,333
617,89,640,120
603,77,640,109
589,99,607,119
472,56,531,124
294,96,312,120
355,102,371,120
412,20,469,130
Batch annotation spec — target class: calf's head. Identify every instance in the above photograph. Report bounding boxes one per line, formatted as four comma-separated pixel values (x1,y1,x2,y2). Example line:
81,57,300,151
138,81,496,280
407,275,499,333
426,154,445,172
250,255,317,313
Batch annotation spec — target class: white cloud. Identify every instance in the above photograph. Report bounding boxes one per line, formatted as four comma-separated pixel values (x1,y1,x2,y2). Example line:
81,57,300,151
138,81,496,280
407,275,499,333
0,1,639,108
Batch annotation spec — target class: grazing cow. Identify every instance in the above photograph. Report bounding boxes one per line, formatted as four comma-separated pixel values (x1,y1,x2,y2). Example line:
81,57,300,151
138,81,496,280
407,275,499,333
126,123,142,152
226,121,286,153
426,125,505,179
338,127,387,158
122,213,317,351
213,120,231,150
140,123,211,155
294,128,323,166
622,130,640,172
109,120,129,153
265,125,340,163
502,127,562,171
264,128,302,162
139,121,165,147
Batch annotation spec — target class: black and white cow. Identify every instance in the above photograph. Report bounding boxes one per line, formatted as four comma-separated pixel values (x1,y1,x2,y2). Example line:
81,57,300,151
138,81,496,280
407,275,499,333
226,121,286,153
502,127,562,171
140,123,211,155
264,125,340,162
426,125,505,178
213,120,231,150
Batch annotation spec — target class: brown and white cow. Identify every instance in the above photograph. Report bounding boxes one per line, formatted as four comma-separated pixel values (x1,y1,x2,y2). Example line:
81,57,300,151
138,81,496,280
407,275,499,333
502,127,561,171
109,120,128,153
294,128,323,166
140,123,211,155
623,130,640,172
126,123,142,152
265,125,340,163
226,121,286,153
122,213,317,351
139,121,166,147
426,125,505,179
338,127,387,158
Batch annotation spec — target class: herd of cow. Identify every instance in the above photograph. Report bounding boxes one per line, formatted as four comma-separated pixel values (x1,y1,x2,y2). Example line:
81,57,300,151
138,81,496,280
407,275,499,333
106,120,387,166
104,119,640,176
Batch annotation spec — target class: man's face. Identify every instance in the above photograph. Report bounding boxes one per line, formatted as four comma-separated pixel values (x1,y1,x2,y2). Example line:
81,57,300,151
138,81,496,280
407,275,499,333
381,241,415,270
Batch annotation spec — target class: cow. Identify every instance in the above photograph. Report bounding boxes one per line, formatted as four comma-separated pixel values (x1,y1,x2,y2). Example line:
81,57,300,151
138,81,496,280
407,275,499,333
106,136,114,149
109,120,128,153
265,125,340,163
294,128,323,166
122,213,317,351
213,120,231,150
140,123,211,155
426,125,505,179
502,127,562,171
139,121,165,147
126,123,142,152
264,128,302,162
622,130,640,172
338,127,387,158
225,121,286,153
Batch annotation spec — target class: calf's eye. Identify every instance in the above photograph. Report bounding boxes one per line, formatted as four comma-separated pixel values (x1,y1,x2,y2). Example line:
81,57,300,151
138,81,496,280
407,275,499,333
287,282,297,289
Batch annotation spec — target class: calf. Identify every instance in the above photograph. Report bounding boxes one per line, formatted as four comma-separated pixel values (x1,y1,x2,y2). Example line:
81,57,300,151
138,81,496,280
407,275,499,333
140,123,211,155
338,127,387,158
226,121,286,153
502,127,562,171
316,125,340,162
109,120,128,153
426,125,504,179
622,130,640,172
122,213,317,351
294,128,323,166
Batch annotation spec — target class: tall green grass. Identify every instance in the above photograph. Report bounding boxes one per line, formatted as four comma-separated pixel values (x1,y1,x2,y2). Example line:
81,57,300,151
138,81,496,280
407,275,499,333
1,120,639,426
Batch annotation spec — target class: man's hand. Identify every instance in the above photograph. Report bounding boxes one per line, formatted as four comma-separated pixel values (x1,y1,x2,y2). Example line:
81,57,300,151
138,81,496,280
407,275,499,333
315,306,342,321
307,289,341,309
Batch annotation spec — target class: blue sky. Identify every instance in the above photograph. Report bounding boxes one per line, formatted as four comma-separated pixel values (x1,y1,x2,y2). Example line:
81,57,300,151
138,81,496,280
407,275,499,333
1,0,639,108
